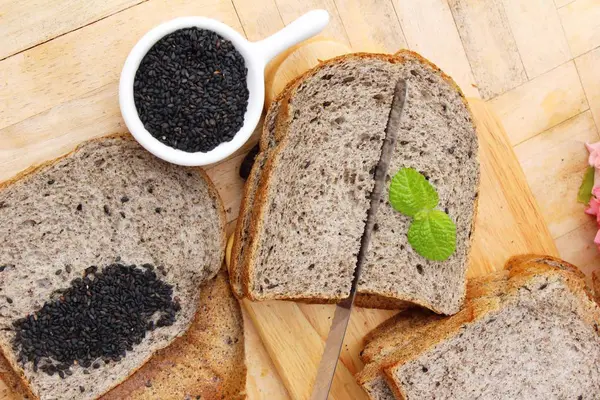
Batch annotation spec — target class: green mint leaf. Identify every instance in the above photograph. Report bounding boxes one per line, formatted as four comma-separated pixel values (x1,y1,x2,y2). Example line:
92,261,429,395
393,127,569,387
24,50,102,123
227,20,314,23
407,209,456,261
389,168,438,217
578,166,595,204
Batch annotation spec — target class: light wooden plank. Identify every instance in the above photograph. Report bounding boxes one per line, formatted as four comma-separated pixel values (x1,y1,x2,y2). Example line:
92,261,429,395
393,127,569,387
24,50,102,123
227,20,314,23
334,0,407,52
0,0,145,60
0,84,123,182
514,111,600,238
488,61,588,145
391,0,480,98
556,220,600,278
467,98,559,274
556,0,576,7
275,0,351,45
448,0,527,99
500,0,571,78
231,0,284,41
575,46,600,131
558,0,600,57
243,310,291,400
0,0,242,130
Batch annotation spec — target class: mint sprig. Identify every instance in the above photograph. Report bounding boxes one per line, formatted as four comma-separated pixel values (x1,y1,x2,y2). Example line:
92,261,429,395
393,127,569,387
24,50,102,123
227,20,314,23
389,168,457,261
389,168,438,217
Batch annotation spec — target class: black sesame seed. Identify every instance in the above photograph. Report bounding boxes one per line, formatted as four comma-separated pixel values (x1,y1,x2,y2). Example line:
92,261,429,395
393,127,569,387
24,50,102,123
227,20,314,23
239,145,259,180
133,28,249,153
6,298,13,304
11,263,179,376
55,269,62,276
47,179,55,185
120,196,130,203
120,211,126,219
65,265,72,274
0,266,5,272
76,204,82,212
103,205,111,216
155,207,162,214
79,386,85,393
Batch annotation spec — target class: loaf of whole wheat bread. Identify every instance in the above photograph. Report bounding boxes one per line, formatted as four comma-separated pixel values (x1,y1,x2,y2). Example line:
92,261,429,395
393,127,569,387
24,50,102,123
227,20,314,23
0,135,226,400
232,51,479,314
357,255,600,399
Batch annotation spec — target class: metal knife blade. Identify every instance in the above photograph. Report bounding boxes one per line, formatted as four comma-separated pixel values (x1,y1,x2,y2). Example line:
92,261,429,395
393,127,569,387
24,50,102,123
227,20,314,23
310,79,409,400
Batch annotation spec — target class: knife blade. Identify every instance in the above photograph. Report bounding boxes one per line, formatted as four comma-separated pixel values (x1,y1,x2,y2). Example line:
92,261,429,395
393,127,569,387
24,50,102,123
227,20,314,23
310,79,408,400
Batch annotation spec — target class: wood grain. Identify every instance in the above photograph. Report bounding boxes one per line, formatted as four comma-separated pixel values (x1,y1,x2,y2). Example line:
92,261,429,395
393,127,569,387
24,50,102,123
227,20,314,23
488,61,588,145
0,0,242,130
500,0,571,78
231,0,284,41
467,98,559,275
558,0,600,57
556,220,600,278
242,300,368,400
334,0,407,52
0,0,145,60
515,111,599,239
556,0,577,7
391,0,480,98
448,0,527,99
575,47,600,130
243,310,291,400
275,0,350,45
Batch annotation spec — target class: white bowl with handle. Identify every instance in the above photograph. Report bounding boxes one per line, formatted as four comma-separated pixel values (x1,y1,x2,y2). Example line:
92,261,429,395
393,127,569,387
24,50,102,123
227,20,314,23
119,10,329,166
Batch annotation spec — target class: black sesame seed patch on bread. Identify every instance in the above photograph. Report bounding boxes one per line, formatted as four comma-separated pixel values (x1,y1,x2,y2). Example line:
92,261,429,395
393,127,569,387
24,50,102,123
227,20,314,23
0,135,226,400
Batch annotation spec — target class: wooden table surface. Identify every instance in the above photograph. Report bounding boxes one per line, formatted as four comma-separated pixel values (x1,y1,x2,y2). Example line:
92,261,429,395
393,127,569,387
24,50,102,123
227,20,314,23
1,0,600,398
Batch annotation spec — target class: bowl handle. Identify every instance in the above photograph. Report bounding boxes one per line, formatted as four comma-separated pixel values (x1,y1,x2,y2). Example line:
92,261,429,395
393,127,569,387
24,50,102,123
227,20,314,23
251,9,330,65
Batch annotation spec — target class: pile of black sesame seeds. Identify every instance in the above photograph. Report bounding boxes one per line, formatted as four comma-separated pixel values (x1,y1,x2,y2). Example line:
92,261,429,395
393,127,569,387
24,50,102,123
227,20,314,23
134,27,249,153
12,263,180,377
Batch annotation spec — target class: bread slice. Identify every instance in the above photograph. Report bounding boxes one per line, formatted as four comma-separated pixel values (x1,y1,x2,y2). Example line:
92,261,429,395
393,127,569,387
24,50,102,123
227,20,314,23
0,135,226,400
357,255,600,399
0,268,245,400
236,51,479,311
359,267,511,366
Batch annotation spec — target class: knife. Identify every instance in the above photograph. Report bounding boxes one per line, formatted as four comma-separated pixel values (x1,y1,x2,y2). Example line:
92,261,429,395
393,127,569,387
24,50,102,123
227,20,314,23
310,79,408,400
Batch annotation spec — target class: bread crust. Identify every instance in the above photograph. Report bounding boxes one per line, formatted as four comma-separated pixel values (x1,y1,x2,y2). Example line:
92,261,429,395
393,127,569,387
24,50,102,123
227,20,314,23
0,134,228,400
240,51,480,309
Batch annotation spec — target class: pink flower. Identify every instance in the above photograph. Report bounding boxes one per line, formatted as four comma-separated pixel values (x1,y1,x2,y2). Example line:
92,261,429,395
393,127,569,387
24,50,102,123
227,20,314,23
586,142,600,169
594,229,600,247
586,197,600,216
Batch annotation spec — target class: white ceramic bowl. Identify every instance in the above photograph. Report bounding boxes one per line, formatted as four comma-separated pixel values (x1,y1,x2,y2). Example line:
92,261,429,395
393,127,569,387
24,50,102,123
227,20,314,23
119,10,329,166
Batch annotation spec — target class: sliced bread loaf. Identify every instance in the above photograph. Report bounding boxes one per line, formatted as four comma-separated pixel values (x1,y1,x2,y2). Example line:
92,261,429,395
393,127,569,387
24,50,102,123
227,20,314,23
234,51,479,312
0,135,226,400
357,255,600,400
